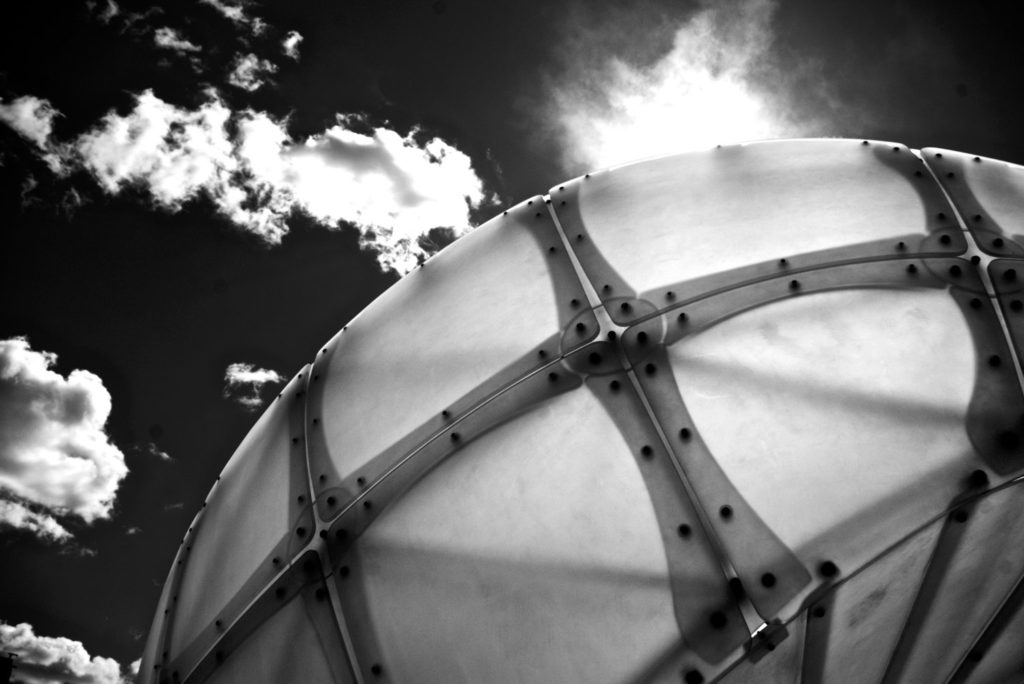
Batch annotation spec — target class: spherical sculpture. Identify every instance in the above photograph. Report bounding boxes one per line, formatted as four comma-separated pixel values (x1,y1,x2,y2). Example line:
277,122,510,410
140,140,1024,683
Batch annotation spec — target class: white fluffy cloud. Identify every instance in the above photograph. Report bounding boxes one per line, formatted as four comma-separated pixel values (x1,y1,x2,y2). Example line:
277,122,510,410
227,53,277,92
2,89,485,273
200,0,266,35
0,96,59,150
282,30,303,60
223,362,283,410
0,337,127,540
153,27,200,53
0,622,131,684
0,499,71,542
546,0,803,171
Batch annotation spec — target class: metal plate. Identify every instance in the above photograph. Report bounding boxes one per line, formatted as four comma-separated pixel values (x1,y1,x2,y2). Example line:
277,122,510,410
307,195,594,511
167,369,314,664
551,139,955,305
672,287,980,612
956,569,1024,684
804,520,942,684
887,480,1024,683
331,387,701,683
922,148,1024,254
200,582,343,684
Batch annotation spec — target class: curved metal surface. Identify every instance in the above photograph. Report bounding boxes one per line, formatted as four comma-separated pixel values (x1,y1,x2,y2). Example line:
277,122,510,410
141,140,1024,684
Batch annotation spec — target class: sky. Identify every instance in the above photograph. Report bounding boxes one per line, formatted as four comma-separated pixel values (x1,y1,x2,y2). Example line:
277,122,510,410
1,0,1023,681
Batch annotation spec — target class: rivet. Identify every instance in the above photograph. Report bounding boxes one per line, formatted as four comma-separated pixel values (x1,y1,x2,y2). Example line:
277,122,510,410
1011,300,1023,311
275,587,286,599
761,572,777,588
296,526,306,537
640,445,654,459
363,500,372,510
272,557,281,565
602,284,612,293
371,664,383,677
952,509,969,523
548,372,559,382
971,256,981,264
779,258,788,267
684,669,705,684
321,348,327,355
940,234,951,245
819,560,839,578
610,380,621,391
527,200,533,205
679,428,691,440
949,265,962,277
292,437,299,445
312,418,319,426
576,234,584,242
606,331,617,341
789,279,800,290
319,530,327,538
666,290,675,300
644,363,656,375
1006,269,1019,282
538,349,547,358
709,611,728,629
215,620,223,629
637,331,648,344
970,298,982,309
907,264,918,274
620,302,632,313
969,469,989,488
544,199,550,204
548,246,556,254
318,475,327,484
914,170,923,177
559,186,564,191
576,322,587,334
297,495,305,503
988,355,1001,368
561,200,566,206
313,374,319,381
974,214,982,222
570,298,580,308
812,605,826,618
861,140,869,146
973,156,981,162
357,477,366,486
677,524,692,538
896,241,906,250
938,212,946,220
891,146,899,152
340,565,350,578
994,238,1005,248
535,212,542,218
451,432,461,442
947,172,955,179
327,496,337,506
678,312,688,323
589,352,603,365
719,505,733,519
584,174,590,178
935,153,943,158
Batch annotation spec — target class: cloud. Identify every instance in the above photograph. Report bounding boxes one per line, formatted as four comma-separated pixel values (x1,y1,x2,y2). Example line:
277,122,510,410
227,53,277,92
153,27,201,53
282,30,303,60
0,622,131,684
223,362,283,410
200,0,266,35
87,0,120,24
141,441,171,461
125,526,141,535
0,499,71,542
0,96,59,150
543,0,818,172
0,337,127,537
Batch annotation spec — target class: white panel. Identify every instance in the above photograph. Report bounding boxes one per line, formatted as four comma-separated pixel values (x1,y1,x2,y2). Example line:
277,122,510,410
924,147,1024,241
311,197,582,485
567,139,944,294
169,371,307,657
821,522,941,683
897,483,1024,683
350,388,681,683
203,596,337,684
673,289,976,586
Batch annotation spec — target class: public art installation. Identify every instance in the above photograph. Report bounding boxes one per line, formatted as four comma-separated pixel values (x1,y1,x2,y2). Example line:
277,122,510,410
139,139,1024,683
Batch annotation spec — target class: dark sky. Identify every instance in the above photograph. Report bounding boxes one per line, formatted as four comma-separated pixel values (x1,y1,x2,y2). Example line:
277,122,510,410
1,0,1024,680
